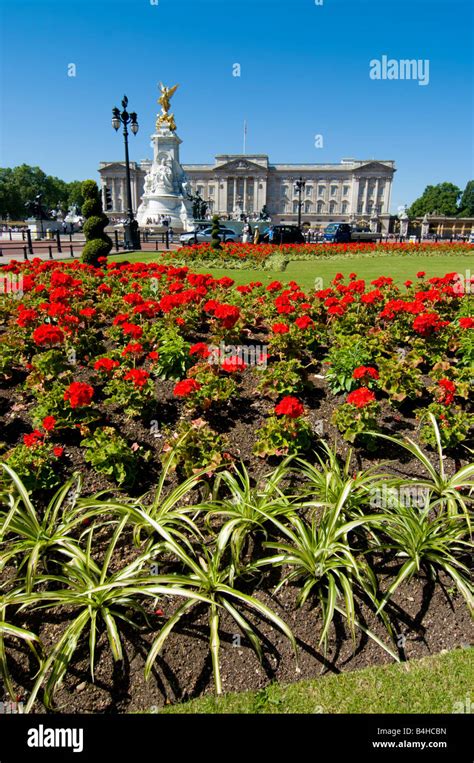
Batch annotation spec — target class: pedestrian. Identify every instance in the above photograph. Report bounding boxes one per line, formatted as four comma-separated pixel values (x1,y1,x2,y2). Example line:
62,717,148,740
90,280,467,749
242,222,252,243
253,226,260,244
268,225,275,243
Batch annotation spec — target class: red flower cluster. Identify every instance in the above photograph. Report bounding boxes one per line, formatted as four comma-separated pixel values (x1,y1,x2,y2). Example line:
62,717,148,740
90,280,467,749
274,396,305,418
23,429,44,447
437,378,456,406
272,323,290,334
94,358,120,374
213,303,241,329
352,366,379,383
173,379,202,397
346,387,376,408
64,382,94,408
189,342,211,359
124,368,150,388
221,356,247,373
32,324,65,346
412,312,449,337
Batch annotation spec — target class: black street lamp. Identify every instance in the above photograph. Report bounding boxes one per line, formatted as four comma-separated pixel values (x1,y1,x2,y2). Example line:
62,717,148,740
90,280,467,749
293,177,306,229
112,95,141,251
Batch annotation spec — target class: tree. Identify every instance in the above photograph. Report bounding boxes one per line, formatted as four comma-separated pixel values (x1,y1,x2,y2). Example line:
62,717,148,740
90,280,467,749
210,214,222,250
0,165,87,220
458,180,474,217
408,182,461,218
81,180,112,266
66,180,85,213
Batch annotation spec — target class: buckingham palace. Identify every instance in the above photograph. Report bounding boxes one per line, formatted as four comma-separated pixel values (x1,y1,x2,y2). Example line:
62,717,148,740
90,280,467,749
98,154,396,230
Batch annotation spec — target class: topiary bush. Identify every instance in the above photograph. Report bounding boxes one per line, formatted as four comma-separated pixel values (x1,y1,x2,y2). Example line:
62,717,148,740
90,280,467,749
210,214,222,251
81,180,112,266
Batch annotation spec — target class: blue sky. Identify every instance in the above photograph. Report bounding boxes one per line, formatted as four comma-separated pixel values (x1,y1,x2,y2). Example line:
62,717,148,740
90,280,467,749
0,0,472,211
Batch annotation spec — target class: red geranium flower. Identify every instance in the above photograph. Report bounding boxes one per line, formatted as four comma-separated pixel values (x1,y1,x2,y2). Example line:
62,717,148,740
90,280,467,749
272,323,290,334
412,312,449,336
346,387,376,408
94,358,120,374
437,378,456,405
64,382,94,408
124,368,150,388
173,379,202,397
122,342,143,357
459,317,474,329
189,342,211,359
32,324,65,346
122,322,143,339
352,366,379,382
23,429,44,447
274,396,305,419
295,315,314,330
221,356,247,373
42,416,56,432
213,304,240,329
53,446,64,458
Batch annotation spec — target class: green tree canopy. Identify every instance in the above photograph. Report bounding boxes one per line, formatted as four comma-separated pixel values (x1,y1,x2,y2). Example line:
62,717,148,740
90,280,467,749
408,182,461,218
457,180,474,217
0,164,87,220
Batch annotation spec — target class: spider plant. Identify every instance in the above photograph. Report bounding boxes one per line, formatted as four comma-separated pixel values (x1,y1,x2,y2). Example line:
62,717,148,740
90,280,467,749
202,459,297,580
78,447,206,550
0,598,43,700
129,506,298,695
374,499,473,615
368,413,474,529
253,481,399,660
11,516,213,712
0,465,100,592
295,442,393,520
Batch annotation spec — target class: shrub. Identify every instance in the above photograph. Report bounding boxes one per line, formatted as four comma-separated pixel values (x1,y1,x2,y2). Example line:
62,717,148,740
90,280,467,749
210,214,222,251
80,179,112,266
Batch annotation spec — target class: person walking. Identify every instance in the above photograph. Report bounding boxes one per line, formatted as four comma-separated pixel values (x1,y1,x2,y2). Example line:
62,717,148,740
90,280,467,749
242,222,252,243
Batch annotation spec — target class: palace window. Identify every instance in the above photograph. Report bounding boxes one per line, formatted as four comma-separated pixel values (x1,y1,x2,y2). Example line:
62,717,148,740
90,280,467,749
317,201,325,214
330,185,338,196
343,185,350,196
318,185,325,196
342,201,349,214
304,201,312,213
329,201,337,214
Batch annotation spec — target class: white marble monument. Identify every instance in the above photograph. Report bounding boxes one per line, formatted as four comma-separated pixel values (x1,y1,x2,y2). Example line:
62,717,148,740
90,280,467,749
136,84,194,230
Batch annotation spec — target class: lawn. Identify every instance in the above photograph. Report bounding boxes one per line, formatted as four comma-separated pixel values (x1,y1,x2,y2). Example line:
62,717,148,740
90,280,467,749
108,251,474,292
161,648,473,714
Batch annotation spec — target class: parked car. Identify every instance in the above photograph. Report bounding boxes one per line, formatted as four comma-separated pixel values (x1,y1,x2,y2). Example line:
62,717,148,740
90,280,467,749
323,223,382,243
180,226,240,244
260,225,306,244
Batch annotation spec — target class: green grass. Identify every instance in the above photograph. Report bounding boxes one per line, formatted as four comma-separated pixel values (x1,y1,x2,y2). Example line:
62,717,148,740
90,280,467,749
158,648,473,714
108,252,474,292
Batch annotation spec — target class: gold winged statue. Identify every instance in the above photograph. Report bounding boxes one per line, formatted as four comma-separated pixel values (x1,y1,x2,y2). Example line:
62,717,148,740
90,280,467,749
156,82,179,132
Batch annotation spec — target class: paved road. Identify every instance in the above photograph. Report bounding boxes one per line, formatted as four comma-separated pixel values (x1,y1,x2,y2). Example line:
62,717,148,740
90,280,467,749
0,240,181,263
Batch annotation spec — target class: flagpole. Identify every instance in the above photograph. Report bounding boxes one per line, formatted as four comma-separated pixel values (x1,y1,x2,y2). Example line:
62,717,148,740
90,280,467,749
243,120,247,154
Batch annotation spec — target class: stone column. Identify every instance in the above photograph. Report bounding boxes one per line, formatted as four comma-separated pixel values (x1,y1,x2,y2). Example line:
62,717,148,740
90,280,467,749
243,177,247,214
350,176,360,216
362,179,370,215
112,178,118,212
374,178,380,214
221,179,228,216
253,178,259,213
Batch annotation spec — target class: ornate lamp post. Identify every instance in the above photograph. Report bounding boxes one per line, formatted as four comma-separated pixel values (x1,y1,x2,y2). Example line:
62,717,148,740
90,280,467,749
293,177,306,229
111,95,141,250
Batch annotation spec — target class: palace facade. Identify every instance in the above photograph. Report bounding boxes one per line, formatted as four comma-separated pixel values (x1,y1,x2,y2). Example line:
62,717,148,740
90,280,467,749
98,154,396,230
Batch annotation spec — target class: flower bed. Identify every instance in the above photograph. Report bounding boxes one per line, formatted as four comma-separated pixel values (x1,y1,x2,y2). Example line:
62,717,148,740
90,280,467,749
0,257,472,712
165,241,474,269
